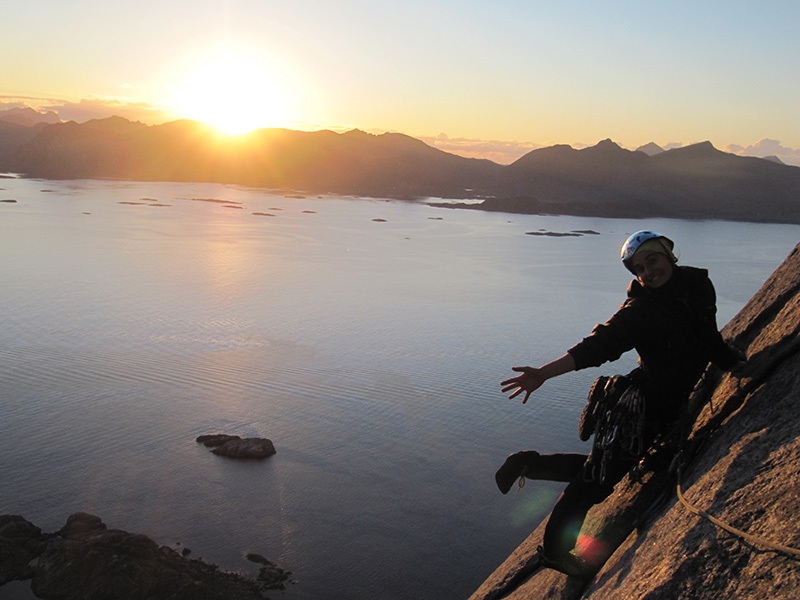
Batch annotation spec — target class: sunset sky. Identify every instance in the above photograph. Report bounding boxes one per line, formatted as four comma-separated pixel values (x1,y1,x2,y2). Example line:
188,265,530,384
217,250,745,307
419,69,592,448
3,1,799,164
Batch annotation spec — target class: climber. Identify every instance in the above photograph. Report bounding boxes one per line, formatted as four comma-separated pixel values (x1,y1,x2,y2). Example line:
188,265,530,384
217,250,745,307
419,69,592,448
496,230,741,577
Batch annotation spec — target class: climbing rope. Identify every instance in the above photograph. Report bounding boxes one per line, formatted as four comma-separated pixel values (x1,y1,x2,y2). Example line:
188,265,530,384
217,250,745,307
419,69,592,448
671,337,800,559
676,468,800,559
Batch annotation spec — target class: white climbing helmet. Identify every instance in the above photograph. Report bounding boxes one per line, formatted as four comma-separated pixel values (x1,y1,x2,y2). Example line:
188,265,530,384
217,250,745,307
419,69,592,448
620,230,676,273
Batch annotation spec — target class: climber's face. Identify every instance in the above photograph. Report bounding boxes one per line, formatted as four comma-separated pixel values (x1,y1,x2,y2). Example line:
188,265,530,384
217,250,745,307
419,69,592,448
631,250,674,289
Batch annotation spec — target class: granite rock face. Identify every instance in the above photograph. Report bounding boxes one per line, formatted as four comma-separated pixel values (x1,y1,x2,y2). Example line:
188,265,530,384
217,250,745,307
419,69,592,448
471,243,800,600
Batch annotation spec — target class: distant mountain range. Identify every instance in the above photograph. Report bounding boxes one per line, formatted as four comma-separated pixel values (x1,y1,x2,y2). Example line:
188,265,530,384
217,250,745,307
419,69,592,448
1,115,798,224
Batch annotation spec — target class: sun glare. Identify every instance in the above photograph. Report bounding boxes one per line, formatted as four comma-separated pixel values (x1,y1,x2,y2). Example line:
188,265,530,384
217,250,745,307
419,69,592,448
175,53,290,135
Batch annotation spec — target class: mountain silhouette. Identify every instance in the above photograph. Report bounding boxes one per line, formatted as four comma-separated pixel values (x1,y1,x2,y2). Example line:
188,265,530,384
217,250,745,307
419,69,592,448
635,142,664,156
476,139,800,223
5,119,500,199
1,117,798,224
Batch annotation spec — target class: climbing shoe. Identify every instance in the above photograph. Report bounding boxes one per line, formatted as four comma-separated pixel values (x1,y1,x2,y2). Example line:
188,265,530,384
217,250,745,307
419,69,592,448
495,451,540,494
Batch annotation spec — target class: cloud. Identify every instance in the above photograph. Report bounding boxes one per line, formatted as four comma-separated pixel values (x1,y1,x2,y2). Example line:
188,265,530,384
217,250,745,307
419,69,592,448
43,98,176,125
416,133,544,165
724,139,800,167
0,95,177,126
0,99,30,111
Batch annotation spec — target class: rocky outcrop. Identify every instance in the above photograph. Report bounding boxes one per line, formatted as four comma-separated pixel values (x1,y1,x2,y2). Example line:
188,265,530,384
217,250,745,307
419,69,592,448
0,512,290,599
0,433,281,597
0,515,46,583
196,434,277,458
471,242,800,599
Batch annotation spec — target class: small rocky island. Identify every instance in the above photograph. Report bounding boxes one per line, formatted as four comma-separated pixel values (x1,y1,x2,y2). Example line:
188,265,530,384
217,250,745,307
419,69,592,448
196,434,277,459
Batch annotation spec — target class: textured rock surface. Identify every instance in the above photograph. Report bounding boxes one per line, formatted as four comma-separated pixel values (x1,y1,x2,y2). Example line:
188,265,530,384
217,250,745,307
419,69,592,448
0,513,289,599
471,243,800,600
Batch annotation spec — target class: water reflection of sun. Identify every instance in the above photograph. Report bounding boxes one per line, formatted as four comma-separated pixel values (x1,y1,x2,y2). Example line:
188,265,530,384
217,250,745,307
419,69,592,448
208,240,239,286
173,49,291,135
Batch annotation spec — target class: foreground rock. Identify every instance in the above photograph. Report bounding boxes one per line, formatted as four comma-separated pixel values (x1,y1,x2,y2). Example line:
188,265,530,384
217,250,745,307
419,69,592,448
0,515,46,583
197,434,277,459
471,243,800,599
0,513,290,599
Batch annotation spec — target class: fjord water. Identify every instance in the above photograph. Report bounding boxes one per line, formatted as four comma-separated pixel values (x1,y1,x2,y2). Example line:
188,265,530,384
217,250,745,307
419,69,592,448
1,178,798,599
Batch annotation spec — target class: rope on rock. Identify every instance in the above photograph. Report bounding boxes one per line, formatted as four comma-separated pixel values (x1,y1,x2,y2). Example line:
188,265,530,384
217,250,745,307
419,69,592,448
676,468,800,559
671,336,800,559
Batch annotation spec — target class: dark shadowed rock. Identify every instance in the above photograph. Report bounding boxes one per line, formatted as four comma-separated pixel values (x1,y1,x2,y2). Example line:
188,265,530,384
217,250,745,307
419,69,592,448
196,434,241,448
0,513,290,599
246,553,291,589
525,230,582,237
0,515,46,584
211,438,276,459
57,512,106,537
196,434,276,458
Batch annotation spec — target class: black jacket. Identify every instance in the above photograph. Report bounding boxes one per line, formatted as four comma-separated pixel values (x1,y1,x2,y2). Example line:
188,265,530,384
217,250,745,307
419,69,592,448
567,266,738,424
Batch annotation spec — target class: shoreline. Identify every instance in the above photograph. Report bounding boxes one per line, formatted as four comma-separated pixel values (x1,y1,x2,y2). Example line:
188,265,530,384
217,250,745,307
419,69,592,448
5,172,798,226
426,199,800,226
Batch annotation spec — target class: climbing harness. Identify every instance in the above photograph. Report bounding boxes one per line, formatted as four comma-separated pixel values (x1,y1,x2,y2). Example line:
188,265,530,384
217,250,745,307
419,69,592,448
582,377,648,485
580,375,626,441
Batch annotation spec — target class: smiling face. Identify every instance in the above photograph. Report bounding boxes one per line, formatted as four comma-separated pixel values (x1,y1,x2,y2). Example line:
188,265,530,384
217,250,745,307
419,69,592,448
630,250,675,288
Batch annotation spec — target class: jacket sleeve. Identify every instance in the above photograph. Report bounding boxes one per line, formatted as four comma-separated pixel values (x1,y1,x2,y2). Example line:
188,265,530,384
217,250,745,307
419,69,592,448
709,333,741,369
567,300,641,370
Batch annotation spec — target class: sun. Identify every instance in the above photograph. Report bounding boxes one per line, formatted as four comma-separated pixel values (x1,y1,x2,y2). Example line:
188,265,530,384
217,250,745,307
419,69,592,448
174,52,290,135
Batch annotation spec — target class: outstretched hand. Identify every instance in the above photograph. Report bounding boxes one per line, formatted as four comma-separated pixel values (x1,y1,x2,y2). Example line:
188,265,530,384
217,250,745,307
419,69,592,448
501,354,576,404
501,366,547,404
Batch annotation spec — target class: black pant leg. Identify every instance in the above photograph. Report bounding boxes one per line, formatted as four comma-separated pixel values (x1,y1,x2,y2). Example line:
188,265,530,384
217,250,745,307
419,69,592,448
524,453,588,482
542,456,633,560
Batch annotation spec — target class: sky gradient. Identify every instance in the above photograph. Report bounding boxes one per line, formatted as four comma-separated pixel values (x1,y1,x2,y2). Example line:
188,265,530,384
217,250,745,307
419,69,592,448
3,1,799,164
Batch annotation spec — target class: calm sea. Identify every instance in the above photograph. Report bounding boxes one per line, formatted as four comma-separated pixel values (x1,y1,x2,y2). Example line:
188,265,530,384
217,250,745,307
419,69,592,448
1,177,798,599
